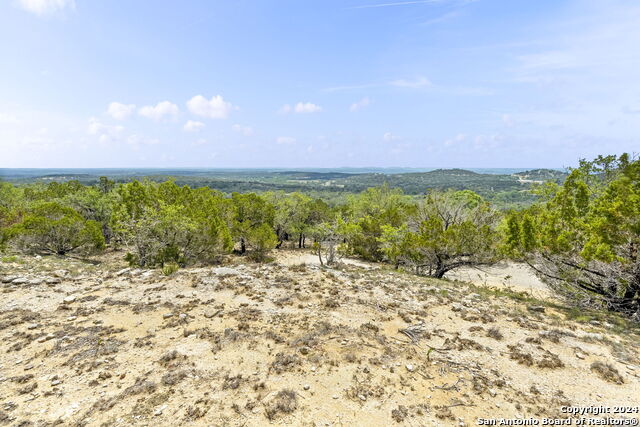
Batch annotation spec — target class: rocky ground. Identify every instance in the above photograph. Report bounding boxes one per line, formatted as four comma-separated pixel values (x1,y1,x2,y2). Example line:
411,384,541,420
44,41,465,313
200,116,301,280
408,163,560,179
0,250,639,426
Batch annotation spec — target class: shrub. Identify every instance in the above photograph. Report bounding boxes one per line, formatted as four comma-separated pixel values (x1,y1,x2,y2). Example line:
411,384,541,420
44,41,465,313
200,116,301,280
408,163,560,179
8,202,105,255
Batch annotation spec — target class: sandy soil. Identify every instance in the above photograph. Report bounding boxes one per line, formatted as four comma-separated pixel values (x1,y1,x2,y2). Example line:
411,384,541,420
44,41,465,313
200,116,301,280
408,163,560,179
280,252,550,298
446,263,551,298
0,250,638,426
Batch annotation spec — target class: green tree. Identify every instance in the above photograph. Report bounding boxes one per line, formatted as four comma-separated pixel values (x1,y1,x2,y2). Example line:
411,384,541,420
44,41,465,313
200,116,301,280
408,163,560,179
309,216,348,266
9,202,105,255
111,181,232,267
504,154,640,319
230,192,277,256
344,184,410,261
398,191,500,277
0,183,24,250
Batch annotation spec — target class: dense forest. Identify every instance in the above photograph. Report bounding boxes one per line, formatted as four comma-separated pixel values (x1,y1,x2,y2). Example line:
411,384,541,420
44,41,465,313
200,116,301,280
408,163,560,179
0,155,638,320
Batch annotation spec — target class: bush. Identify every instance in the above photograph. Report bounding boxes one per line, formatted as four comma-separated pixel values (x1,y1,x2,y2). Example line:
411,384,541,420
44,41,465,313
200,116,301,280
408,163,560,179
162,262,180,276
111,181,232,267
8,202,105,255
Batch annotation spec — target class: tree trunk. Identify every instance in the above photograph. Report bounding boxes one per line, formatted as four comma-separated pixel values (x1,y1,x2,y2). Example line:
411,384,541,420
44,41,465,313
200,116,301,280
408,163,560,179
240,238,246,254
433,268,447,279
433,255,447,278
298,233,303,249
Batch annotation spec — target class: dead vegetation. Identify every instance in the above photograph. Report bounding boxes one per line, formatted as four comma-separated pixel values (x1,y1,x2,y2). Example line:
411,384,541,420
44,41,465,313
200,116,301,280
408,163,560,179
590,361,624,384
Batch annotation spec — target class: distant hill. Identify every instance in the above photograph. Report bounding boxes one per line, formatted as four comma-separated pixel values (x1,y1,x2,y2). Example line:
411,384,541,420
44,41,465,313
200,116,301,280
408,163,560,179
513,169,567,182
0,167,567,208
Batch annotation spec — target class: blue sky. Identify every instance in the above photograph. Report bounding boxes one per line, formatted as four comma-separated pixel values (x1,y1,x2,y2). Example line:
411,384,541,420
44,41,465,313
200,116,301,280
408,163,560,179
1,0,639,168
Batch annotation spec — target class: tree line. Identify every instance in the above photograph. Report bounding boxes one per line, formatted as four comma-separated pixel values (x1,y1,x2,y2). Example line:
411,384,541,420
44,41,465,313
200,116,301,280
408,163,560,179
0,154,638,320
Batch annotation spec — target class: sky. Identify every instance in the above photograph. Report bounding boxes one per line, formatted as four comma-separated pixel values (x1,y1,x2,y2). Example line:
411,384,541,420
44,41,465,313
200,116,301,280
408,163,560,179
1,0,639,168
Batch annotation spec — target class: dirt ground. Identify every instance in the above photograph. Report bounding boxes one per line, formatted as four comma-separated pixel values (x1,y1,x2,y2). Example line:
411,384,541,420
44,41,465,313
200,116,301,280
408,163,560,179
1,250,639,426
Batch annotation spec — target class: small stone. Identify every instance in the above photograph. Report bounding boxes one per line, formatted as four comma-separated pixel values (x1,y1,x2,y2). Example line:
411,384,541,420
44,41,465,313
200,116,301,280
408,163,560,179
37,333,55,343
527,305,545,313
405,364,414,372
27,323,39,330
303,384,310,391
358,394,367,401
67,316,77,322
115,268,131,277
488,388,497,397
179,313,187,320
154,404,167,416
51,380,61,386
53,270,69,278
163,313,174,319
63,295,76,304
299,346,310,355
575,352,585,360
332,394,338,399
11,277,29,285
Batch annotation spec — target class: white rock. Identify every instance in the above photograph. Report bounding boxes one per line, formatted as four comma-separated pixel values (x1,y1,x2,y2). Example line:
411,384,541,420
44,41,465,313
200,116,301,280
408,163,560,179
63,295,76,304
115,268,131,277
211,267,240,276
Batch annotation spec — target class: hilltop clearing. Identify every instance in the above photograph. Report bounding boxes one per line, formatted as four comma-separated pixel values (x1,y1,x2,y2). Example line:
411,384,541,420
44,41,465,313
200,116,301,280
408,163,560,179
0,250,638,426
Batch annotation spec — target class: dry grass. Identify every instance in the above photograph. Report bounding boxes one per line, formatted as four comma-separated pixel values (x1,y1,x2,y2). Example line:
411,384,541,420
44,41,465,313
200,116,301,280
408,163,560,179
265,389,298,420
591,361,624,384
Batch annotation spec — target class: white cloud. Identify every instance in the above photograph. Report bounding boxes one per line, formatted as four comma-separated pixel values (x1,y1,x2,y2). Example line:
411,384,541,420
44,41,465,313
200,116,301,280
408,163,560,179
279,102,323,114
383,132,401,141
502,114,514,127
187,95,234,119
508,1,640,139
183,120,205,132
349,97,371,112
232,124,254,136
138,101,179,121
444,133,466,146
390,76,432,88
87,117,124,143
107,102,136,120
18,0,74,15
0,113,19,124
276,136,296,145
278,104,292,114
127,134,159,146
